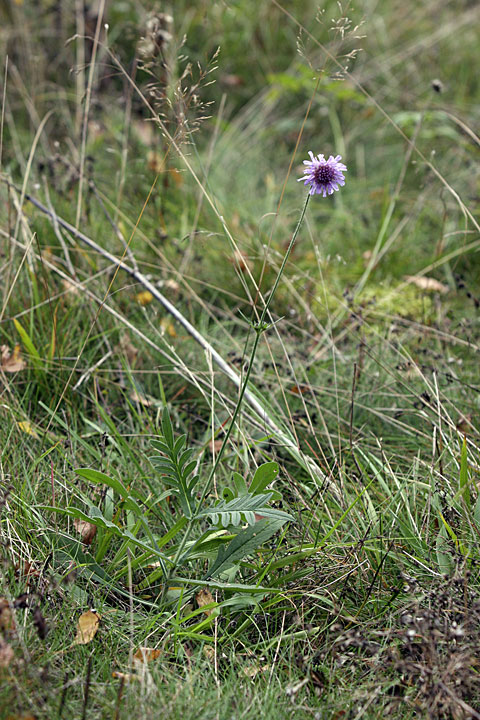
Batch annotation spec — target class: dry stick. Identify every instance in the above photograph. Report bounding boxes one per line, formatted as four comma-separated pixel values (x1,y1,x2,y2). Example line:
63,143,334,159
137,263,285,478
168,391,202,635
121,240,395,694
20,189,327,486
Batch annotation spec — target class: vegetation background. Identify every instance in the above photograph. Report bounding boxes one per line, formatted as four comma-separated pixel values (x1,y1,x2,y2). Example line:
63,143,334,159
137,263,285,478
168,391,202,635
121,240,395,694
0,0,479,718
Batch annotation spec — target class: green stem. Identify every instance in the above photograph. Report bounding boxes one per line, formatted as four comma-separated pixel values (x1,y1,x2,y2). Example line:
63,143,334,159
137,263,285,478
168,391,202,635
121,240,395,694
198,192,311,510
165,194,311,584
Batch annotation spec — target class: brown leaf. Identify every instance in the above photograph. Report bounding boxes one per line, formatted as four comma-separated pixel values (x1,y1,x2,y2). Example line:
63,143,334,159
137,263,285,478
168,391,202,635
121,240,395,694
129,390,153,408
117,334,138,365
112,671,138,682
0,638,14,668
209,438,223,454
32,607,48,640
203,645,215,662
133,647,161,663
405,275,449,294
220,74,244,87
242,663,271,678
0,344,26,373
73,610,100,645
74,518,97,545
196,588,214,616
229,249,252,274
61,278,79,296
133,119,154,146
147,151,165,173
0,598,15,631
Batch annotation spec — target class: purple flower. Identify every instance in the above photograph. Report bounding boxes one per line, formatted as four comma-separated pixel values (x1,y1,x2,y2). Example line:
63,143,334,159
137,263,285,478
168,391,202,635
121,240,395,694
298,152,347,197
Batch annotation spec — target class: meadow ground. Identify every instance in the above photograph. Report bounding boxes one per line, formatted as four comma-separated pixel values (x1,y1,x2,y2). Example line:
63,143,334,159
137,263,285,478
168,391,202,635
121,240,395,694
0,1,479,718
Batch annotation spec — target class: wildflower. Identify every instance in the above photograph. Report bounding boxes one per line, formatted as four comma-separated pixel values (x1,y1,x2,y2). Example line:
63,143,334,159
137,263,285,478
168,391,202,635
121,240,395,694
298,152,347,197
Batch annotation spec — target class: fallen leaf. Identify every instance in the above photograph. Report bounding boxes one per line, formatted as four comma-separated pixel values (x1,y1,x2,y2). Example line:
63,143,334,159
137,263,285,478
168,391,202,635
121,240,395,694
17,421,39,439
74,518,97,545
1,344,26,373
0,598,15,631
209,438,223,454
61,278,79,296
405,275,448,294
203,645,215,662
133,647,161,663
229,248,252,274
112,671,138,682
135,290,154,306
32,607,48,639
73,610,100,645
290,384,309,395
168,168,183,187
196,588,214,616
129,390,153,408
164,279,180,292
147,151,164,173
220,73,244,87
160,318,176,337
0,639,14,667
133,119,154,146
117,334,138,365
242,663,271,678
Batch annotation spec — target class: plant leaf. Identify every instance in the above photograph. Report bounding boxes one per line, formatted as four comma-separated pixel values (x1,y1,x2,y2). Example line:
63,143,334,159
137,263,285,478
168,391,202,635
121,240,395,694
249,462,279,495
197,493,294,527
206,518,285,579
75,468,129,499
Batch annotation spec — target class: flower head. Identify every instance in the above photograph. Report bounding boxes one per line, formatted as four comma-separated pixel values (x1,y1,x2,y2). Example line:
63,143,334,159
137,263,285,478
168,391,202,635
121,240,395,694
298,152,347,197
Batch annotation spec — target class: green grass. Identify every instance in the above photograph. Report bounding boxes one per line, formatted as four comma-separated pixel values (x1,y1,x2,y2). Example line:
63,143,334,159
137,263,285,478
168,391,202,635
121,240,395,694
1,1,480,718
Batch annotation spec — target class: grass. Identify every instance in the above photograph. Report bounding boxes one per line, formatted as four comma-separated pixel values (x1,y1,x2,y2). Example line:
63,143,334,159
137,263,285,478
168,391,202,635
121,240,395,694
1,0,480,718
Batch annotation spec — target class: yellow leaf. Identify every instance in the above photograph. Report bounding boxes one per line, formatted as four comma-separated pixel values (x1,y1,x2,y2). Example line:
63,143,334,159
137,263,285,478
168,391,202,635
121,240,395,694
160,318,176,337
17,421,39,439
73,610,100,645
135,291,154,306
196,588,214,616
133,647,161,663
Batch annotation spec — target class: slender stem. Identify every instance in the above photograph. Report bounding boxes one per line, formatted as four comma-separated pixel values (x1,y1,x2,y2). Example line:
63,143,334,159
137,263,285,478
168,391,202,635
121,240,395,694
166,194,311,582
196,193,311,511
258,193,311,327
